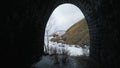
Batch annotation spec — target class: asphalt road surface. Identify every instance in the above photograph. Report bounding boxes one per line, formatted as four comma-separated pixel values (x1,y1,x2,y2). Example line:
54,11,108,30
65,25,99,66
32,55,83,68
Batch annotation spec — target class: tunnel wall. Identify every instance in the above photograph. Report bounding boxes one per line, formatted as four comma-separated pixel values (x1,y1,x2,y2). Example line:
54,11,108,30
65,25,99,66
1,0,120,68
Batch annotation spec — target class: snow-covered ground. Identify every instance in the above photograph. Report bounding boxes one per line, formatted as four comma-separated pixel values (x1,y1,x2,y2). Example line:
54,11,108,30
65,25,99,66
44,36,89,56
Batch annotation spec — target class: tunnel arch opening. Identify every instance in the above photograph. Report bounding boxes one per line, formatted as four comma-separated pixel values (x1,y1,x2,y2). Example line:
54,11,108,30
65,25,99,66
40,3,90,68
44,3,90,55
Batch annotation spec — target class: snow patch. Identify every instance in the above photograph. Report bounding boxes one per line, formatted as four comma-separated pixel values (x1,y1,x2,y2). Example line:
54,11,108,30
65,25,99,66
44,39,89,56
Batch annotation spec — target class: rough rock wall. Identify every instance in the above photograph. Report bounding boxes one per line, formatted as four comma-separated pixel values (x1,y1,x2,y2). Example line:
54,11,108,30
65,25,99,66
1,0,120,68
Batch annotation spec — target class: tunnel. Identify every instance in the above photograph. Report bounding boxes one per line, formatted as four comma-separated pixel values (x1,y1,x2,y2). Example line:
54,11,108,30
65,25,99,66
1,0,120,68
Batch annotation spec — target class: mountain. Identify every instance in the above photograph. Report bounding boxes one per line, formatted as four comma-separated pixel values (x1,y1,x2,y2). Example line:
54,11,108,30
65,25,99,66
54,30,66,36
62,18,90,47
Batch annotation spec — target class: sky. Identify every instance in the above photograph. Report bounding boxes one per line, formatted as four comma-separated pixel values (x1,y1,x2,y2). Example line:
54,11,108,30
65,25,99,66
45,4,85,35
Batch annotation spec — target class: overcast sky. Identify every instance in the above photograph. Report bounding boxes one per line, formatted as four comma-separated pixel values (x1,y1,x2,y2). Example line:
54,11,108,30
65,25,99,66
45,4,84,35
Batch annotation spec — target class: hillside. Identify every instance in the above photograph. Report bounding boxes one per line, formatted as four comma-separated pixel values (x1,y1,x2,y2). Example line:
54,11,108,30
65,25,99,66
62,18,90,47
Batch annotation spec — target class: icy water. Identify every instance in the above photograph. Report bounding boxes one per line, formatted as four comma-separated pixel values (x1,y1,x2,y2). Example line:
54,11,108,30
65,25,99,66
32,55,83,68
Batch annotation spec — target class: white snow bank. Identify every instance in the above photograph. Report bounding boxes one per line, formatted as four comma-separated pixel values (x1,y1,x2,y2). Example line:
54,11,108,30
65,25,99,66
44,40,89,56
67,46,83,56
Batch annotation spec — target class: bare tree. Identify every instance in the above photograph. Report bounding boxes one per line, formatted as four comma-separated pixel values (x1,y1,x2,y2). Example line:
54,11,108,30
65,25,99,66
44,14,57,54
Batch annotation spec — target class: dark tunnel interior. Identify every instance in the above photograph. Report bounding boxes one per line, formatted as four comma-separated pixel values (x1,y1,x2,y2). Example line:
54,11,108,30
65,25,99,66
1,0,120,68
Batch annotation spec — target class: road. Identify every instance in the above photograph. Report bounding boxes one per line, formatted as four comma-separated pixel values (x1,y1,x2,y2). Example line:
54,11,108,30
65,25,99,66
31,55,83,68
